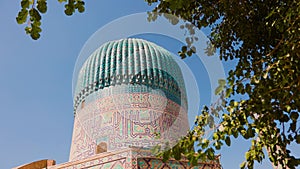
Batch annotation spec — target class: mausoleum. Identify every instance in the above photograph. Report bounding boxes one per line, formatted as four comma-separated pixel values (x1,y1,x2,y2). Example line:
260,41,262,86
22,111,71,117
13,38,221,169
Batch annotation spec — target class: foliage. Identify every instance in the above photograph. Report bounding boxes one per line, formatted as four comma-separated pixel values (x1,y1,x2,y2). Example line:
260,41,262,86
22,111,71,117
16,0,300,168
146,0,300,168
16,0,85,39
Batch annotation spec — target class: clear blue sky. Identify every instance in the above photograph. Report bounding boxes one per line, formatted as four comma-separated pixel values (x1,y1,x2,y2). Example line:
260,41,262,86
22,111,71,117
0,1,295,169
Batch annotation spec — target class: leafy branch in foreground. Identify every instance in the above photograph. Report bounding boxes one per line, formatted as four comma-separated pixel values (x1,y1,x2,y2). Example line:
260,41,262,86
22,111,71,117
16,0,85,40
146,0,300,168
152,105,221,166
15,0,300,168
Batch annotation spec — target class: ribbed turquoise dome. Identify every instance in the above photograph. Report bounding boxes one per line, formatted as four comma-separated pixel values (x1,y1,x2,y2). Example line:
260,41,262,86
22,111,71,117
74,38,186,113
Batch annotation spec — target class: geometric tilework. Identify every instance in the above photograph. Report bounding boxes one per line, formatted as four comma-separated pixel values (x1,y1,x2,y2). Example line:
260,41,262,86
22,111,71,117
73,38,187,114
70,38,190,163
49,148,221,169
138,157,222,169
69,91,189,161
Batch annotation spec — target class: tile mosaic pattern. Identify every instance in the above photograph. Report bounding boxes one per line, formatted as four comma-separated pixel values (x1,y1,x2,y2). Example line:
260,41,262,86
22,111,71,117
70,38,191,165
69,90,189,161
49,148,221,169
137,157,221,169
73,38,186,114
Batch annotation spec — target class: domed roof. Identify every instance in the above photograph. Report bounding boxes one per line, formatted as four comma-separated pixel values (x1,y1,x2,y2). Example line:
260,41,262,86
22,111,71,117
74,38,186,113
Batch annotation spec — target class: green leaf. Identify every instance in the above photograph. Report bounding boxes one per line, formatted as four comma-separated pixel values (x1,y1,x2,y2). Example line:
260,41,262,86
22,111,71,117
205,42,216,56
21,0,30,9
246,128,255,138
213,132,219,140
178,51,186,59
214,141,221,150
201,139,209,149
186,37,192,46
16,8,28,24
245,84,251,93
233,130,238,138
190,156,198,166
78,5,85,13
296,135,300,144
64,5,73,16
290,122,296,132
37,0,48,13
162,149,171,162
181,46,187,53
280,114,289,123
29,8,41,21
285,105,291,112
225,136,231,146
151,145,161,155
25,26,31,34
245,151,251,160
170,17,179,25
218,79,226,86
290,111,299,122
173,150,181,160
205,148,215,160
225,88,233,98
215,86,223,95
30,31,40,40
240,161,246,169
187,49,193,56
75,1,85,13
190,46,196,52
